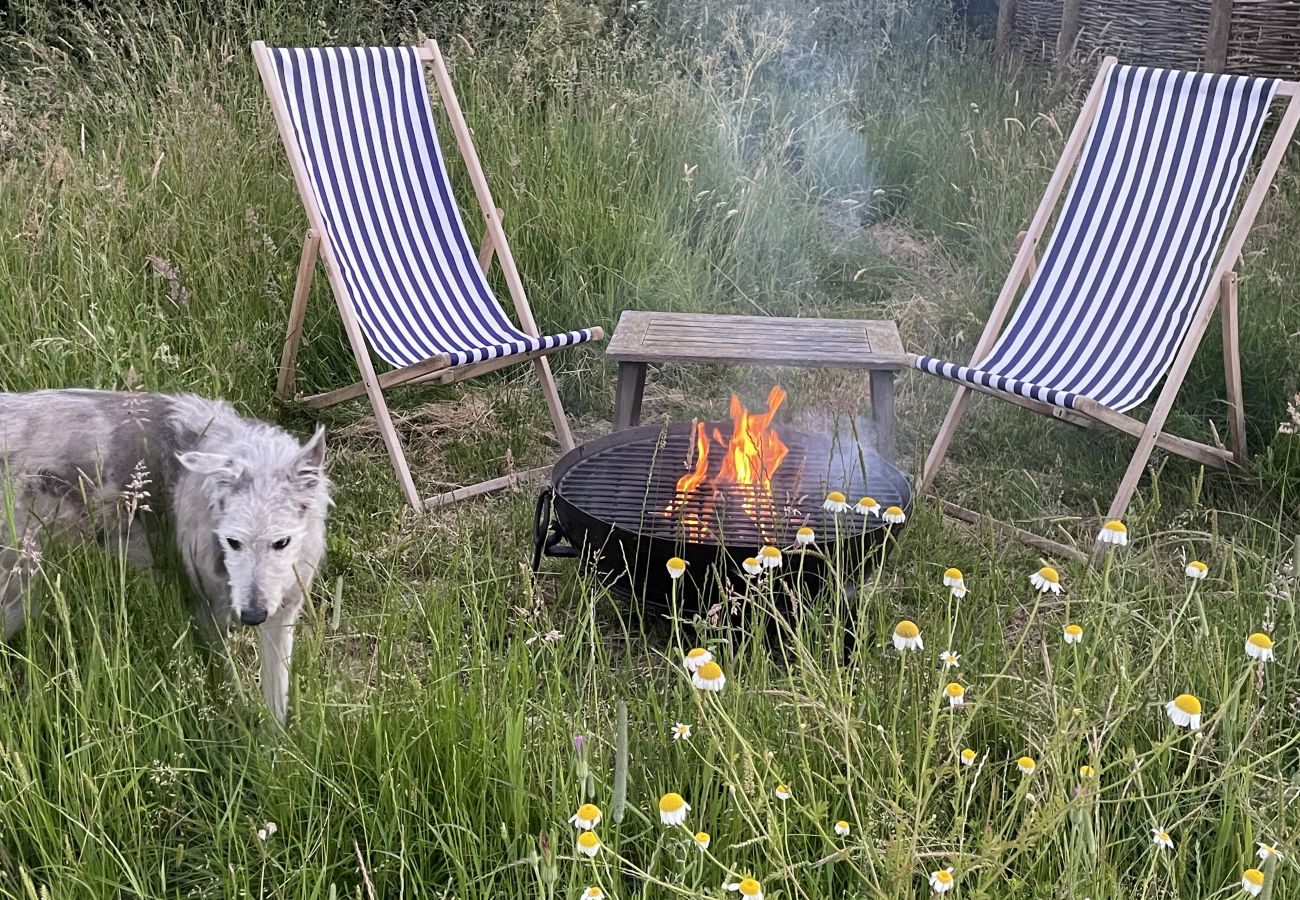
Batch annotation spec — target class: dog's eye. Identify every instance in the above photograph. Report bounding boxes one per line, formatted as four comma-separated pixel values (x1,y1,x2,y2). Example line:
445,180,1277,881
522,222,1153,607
272,537,291,550
226,538,242,551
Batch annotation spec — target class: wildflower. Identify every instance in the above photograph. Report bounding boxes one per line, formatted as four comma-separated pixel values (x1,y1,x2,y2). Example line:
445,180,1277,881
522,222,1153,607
1242,869,1265,896
1186,560,1208,580
1165,693,1203,730
666,557,687,579
834,820,850,836
684,648,713,672
1151,827,1173,850
775,784,791,800
1097,520,1128,545
692,661,726,692
759,545,783,569
659,792,690,826
943,567,967,598
854,496,880,516
570,804,601,830
796,526,815,546
883,505,906,524
576,830,601,857
1064,623,1084,644
1246,632,1275,662
959,748,977,766
581,889,604,900
939,650,960,668
893,620,924,652
1030,566,1062,593
929,868,955,893
573,734,587,754
823,491,849,513
671,722,692,741
944,682,965,707
693,831,710,850
1079,765,1096,779
725,879,763,899
742,557,762,576
1257,843,1283,861
1017,756,1036,775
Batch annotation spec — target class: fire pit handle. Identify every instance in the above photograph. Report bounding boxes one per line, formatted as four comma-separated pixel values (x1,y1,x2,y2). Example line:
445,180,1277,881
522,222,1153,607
532,487,577,576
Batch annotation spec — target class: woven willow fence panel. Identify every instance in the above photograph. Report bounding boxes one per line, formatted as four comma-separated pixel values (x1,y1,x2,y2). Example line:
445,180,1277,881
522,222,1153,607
1009,0,1300,78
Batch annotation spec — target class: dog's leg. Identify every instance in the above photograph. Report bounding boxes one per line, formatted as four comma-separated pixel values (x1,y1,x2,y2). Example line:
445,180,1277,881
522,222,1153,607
0,496,40,639
258,607,298,726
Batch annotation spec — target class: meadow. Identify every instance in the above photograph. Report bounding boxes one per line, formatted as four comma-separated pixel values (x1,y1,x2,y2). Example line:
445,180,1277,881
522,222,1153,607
3,0,1300,896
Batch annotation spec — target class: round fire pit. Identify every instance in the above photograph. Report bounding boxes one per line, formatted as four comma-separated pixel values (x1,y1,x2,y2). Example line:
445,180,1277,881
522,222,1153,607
534,421,912,607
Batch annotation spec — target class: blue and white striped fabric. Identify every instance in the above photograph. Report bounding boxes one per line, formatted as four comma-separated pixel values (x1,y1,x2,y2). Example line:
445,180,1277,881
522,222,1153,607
263,46,597,369
916,65,1279,412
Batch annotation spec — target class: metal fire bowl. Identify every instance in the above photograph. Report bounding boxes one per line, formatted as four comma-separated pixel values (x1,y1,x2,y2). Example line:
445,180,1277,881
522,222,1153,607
535,423,912,608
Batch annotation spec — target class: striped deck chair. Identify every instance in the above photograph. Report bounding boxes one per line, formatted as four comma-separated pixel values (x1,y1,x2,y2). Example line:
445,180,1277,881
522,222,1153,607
911,57,1300,556
251,41,604,510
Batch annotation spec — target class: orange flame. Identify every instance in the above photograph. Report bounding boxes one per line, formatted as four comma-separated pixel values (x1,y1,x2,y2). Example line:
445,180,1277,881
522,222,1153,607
667,387,789,533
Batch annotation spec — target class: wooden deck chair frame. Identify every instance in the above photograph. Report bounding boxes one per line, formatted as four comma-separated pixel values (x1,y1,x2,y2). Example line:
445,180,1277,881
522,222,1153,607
252,40,603,511
913,57,1300,560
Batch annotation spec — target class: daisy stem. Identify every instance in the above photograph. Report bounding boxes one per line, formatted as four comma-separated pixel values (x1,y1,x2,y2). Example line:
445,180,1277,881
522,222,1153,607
1192,584,1210,638
1262,853,1278,900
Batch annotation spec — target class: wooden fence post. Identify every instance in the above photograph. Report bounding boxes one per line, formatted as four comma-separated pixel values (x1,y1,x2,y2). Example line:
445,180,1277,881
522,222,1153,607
996,0,1016,58
1057,0,1082,69
1206,0,1233,72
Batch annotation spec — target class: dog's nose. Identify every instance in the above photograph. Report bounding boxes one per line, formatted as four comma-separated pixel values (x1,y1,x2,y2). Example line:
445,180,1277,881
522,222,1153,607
239,608,268,626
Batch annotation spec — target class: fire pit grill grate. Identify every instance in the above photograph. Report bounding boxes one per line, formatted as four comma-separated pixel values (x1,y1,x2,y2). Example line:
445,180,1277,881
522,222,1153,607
554,424,910,550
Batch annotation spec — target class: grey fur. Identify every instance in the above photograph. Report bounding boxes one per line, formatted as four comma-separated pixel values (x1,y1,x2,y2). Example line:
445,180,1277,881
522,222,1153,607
0,389,330,724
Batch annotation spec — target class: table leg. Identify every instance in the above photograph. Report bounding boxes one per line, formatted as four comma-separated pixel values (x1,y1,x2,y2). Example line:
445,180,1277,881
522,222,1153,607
870,369,897,463
612,362,647,431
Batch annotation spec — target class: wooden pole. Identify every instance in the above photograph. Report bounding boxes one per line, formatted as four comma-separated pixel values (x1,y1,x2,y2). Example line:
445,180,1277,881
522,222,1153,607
1206,0,1233,73
1057,0,1083,68
996,0,1017,58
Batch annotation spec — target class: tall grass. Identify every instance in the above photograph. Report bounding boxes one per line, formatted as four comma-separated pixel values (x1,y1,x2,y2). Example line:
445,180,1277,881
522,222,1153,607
2,1,1300,897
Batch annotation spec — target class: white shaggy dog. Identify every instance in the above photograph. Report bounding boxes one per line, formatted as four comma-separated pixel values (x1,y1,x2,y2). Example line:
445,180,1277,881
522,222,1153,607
0,389,330,724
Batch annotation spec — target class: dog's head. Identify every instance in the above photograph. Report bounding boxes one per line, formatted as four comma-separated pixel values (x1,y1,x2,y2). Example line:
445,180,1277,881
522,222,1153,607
177,425,329,626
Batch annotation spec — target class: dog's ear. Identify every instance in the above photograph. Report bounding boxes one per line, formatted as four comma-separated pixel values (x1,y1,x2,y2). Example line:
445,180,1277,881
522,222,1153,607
177,451,244,488
290,426,326,492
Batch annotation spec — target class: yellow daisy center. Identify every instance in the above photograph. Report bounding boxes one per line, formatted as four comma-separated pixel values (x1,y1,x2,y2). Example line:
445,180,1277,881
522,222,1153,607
743,556,759,567
739,879,761,897
1103,520,1126,534
885,505,903,516
776,783,789,794
1018,756,1035,769
836,820,849,829
1244,869,1265,886
696,661,723,681
576,803,600,821
960,748,976,761
1038,566,1060,583
894,620,920,639
797,526,814,538
1173,693,1202,715
577,831,599,848
1248,632,1274,650
945,682,964,697
858,497,877,507
658,792,685,813
934,871,953,885
667,556,686,570
944,567,963,580
826,491,846,503
694,831,709,844
1188,560,1207,573
760,546,781,559
1156,831,1170,842
686,648,709,660
1065,624,1083,637
1079,765,1095,777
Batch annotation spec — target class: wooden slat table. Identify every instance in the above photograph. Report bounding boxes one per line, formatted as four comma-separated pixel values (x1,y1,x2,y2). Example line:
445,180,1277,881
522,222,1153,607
606,311,907,462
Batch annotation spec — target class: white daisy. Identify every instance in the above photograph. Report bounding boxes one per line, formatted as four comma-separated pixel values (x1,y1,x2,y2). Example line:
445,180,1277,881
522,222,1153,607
834,820,850,836
693,831,710,851
1242,869,1265,897
892,620,923,652
1257,842,1283,861
742,557,762,576
1246,632,1275,662
725,879,763,900
795,526,815,546
944,682,965,708
1017,756,1036,776
1063,623,1084,644
758,545,783,569
854,496,881,517
929,868,955,893
576,830,601,857
1097,519,1128,546
581,889,605,900
658,792,690,826
692,661,726,692
671,722,692,741
883,505,906,524
1165,693,1203,730
1030,566,1062,594
774,784,791,800
959,748,977,767
823,491,849,514
570,803,601,830
666,556,687,580
683,648,713,673
939,650,960,668
1185,560,1208,580
943,567,967,598
1151,827,1173,851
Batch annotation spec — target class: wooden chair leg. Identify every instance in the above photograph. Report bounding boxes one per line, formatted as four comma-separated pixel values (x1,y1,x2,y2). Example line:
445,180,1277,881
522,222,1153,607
534,356,576,452
277,229,320,400
918,385,976,494
477,207,504,273
1221,271,1247,463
